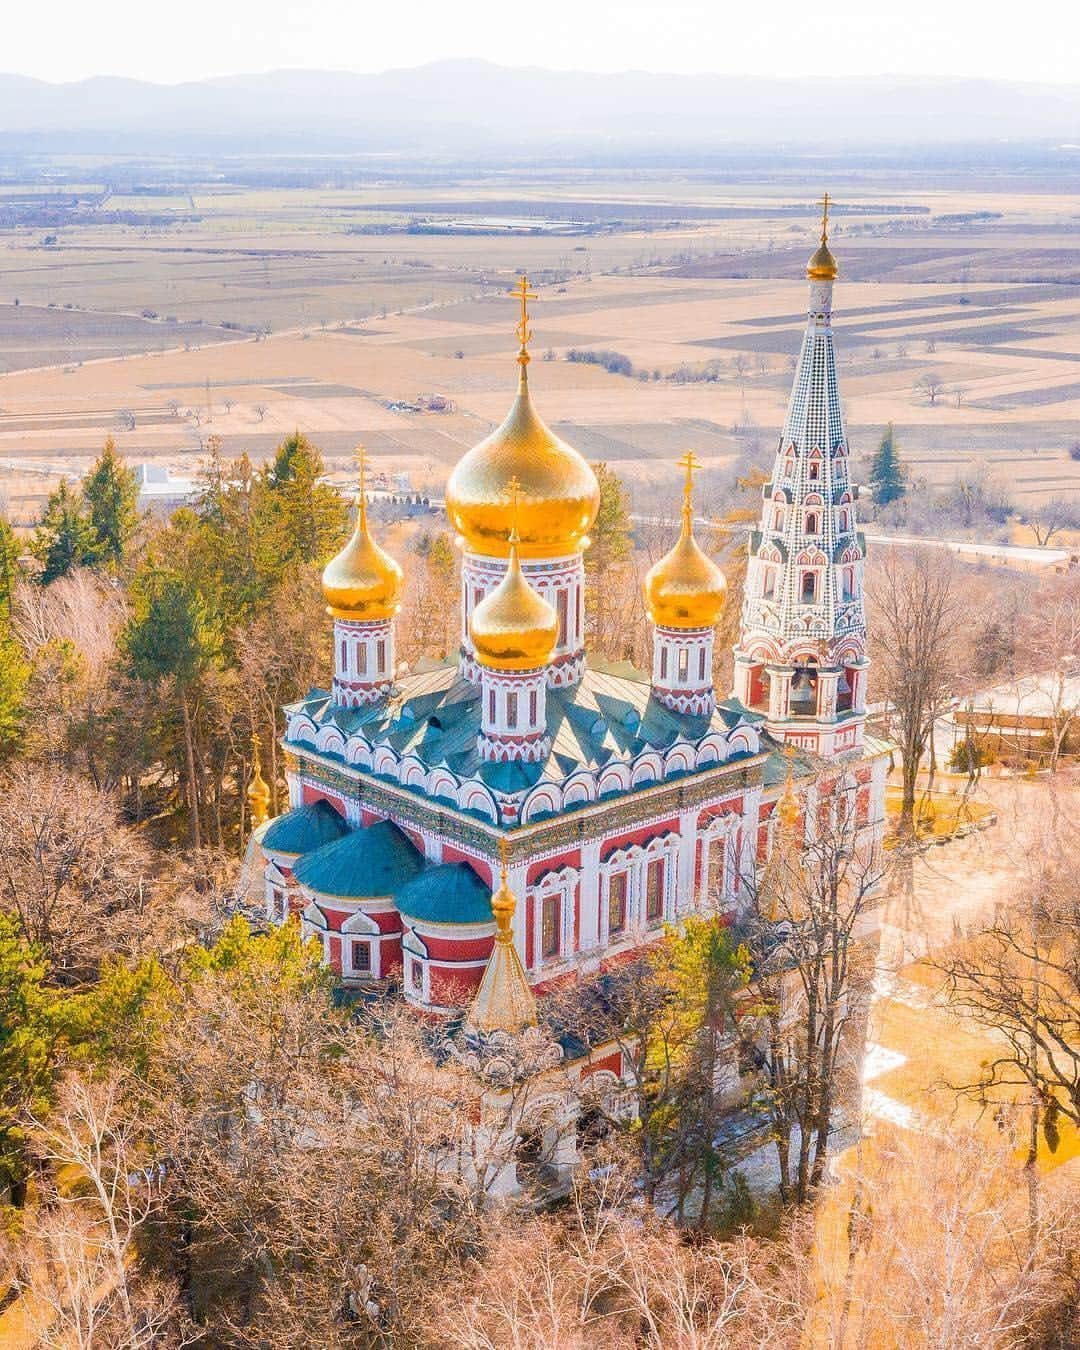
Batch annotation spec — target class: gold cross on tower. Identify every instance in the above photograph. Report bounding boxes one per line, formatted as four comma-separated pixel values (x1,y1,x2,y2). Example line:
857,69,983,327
510,273,537,365
819,191,831,244
677,450,703,526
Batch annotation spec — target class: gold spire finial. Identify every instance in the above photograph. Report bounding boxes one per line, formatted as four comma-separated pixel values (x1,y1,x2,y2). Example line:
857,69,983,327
819,191,831,244
468,842,537,1035
510,273,537,368
247,732,271,828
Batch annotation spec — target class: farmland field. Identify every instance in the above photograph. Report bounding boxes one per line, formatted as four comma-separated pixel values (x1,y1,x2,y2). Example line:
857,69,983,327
4,168,1080,523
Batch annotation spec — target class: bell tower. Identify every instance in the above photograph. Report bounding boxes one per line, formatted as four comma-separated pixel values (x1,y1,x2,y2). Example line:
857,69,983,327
732,195,869,758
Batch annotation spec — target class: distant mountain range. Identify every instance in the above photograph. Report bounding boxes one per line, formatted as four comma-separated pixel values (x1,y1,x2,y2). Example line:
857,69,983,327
2,61,1080,154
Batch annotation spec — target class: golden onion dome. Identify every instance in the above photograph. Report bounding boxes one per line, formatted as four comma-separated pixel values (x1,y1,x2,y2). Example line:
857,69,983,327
446,275,599,559
469,525,558,672
644,453,727,630
807,240,838,281
807,190,838,280
321,450,404,621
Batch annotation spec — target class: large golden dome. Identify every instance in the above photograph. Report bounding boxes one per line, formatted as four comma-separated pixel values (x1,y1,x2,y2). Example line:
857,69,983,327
469,527,558,671
446,275,599,559
644,454,727,630
322,451,404,621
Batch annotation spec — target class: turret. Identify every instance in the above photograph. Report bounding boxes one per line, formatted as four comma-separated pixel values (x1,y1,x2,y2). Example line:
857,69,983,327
643,452,727,715
469,479,558,763
322,446,404,708
733,195,869,759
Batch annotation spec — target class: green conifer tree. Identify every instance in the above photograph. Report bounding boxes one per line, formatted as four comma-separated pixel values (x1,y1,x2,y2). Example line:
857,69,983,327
0,514,19,619
869,422,906,507
82,436,139,570
0,916,58,1203
32,479,98,584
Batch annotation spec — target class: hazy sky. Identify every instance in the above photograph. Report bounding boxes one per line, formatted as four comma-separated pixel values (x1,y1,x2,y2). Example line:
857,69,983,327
10,0,1080,85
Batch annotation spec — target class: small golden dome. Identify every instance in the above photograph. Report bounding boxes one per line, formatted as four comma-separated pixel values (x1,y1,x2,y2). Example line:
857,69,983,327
446,275,599,559
807,190,838,280
469,518,558,672
321,449,404,621
644,453,727,630
807,240,838,281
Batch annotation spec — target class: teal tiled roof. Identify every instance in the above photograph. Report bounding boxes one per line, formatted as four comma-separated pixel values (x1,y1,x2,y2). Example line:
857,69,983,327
293,820,426,899
285,661,759,800
395,862,493,927
262,800,349,855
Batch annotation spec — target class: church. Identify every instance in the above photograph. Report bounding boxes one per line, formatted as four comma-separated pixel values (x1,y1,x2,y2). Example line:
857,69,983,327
248,208,889,1060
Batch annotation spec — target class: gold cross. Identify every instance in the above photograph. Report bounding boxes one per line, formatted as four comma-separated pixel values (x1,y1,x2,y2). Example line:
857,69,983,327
819,191,831,244
677,450,703,515
510,273,537,354
354,442,368,522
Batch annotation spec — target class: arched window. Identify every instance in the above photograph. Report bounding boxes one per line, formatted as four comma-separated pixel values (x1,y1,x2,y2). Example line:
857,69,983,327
607,872,628,936
541,893,560,960
762,566,777,600
747,662,770,712
773,507,784,531
805,511,819,535
645,859,664,924
800,570,818,605
841,567,855,601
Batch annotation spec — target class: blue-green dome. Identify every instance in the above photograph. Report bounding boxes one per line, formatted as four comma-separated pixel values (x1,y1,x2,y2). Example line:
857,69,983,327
293,820,425,899
262,800,349,855
396,862,494,927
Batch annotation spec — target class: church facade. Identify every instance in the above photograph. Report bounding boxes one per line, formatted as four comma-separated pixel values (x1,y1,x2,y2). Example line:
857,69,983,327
251,214,889,1056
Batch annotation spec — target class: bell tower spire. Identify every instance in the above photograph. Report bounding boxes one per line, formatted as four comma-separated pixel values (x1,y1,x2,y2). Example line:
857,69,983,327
732,200,869,759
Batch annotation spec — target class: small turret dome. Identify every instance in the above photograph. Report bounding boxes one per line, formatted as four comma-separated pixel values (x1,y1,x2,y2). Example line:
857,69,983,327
321,451,403,621
644,454,727,630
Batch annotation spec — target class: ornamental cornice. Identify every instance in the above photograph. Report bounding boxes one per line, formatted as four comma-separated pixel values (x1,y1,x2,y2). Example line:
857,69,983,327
289,744,766,867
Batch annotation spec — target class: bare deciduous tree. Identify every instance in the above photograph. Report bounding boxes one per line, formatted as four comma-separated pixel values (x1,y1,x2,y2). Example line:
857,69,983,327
869,548,965,834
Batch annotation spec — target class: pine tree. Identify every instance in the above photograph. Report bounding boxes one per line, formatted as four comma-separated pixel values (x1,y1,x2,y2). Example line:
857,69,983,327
0,915,58,1202
82,436,139,570
869,422,906,507
0,514,19,619
0,618,29,759
32,480,98,584
263,431,349,572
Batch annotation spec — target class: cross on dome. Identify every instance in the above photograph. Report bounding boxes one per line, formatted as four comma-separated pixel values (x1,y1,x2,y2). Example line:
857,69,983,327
510,273,537,365
807,191,838,281
677,450,703,524
355,442,368,521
